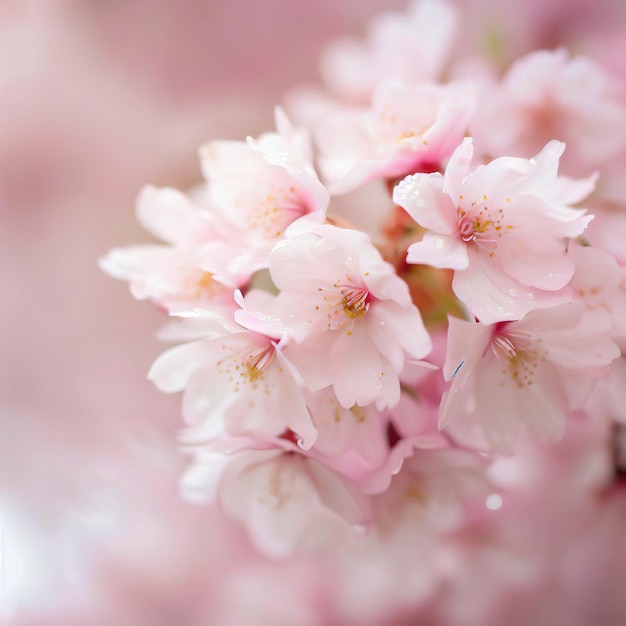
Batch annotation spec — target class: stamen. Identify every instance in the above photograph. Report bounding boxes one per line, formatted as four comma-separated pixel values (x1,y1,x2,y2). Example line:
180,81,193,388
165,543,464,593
340,287,369,319
490,329,544,389
491,335,518,359
244,345,275,380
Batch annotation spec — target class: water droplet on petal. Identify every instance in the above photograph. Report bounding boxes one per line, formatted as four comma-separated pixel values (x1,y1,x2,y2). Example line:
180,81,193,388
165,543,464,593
435,238,445,249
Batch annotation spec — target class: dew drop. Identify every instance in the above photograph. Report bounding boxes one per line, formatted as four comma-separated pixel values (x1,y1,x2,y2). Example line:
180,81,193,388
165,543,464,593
485,493,503,510
435,238,445,249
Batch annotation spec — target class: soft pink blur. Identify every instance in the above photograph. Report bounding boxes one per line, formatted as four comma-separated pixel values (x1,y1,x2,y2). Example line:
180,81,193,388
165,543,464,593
2,1,626,624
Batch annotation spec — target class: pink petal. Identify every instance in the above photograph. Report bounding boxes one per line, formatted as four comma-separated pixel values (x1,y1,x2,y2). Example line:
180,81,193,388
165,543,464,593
148,340,212,393
393,172,458,235
406,232,469,270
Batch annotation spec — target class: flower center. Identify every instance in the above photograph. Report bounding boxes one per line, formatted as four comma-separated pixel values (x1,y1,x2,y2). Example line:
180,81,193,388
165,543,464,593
218,342,276,391
316,279,371,334
243,345,275,382
457,210,494,243
457,203,512,257
340,286,370,319
490,329,546,389
246,186,306,239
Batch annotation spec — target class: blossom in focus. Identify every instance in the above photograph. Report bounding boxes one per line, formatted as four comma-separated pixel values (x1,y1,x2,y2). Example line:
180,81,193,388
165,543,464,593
394,138,595,323
197,108,329,285
267,221,433,409
148,305,318,450
440,303,620,452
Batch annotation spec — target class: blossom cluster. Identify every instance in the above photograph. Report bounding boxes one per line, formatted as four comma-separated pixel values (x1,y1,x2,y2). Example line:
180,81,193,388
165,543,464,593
102,0,626,585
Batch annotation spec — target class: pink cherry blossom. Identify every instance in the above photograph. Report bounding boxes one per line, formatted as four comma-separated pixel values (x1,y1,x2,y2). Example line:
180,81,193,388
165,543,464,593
301,388,390,477
373,447,491,534
325,445,490,625
585,356,626,427
148,308,317,450
182,447,371,558
299,388,444,495
394,138,595,323
440,302,620,453
197,108,329,282
268,221,433,409
80,1,626,622
567,243,626,346
285,0,459,134
316,79,475,194
99,185,236,315
470,49,626,180
585,208,626,266
319,0,458,103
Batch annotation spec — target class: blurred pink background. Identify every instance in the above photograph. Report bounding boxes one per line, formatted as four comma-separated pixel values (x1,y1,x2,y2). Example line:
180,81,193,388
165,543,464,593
2,1,626,624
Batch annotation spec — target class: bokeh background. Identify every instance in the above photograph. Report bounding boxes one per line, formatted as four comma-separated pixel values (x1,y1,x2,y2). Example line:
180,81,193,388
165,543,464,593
2,1,626,624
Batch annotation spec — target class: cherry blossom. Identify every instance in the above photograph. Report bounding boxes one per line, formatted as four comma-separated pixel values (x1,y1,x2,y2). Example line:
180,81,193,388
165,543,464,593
567,243,626,345
299,388,445,495
316,79,475,194
90,1,626,622
267,221,433,409
440,303,620,452
319,0,458,103
197,108,329,283
99,185,236,315
148,307,318,451
470,49,626,179
324,446,490,624
394,138,595,323
182,447,371,558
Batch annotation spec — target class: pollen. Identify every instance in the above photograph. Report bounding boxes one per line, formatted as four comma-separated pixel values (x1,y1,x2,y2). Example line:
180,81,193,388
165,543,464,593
244,185,306,238
350,406,366,423
457,203,511,254
184,270,218,298
491,331,546,390
197,272,214,291
317,280,371,333
340,287,369,319
396,130,416,142
217,344,276,392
